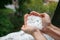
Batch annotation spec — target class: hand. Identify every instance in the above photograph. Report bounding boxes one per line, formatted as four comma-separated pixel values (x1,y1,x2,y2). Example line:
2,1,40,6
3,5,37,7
30,11,51,27
21,25,47,40
22,11,60,40
21,25,38,35
29,11,51,32
21,14,38,34
22,11,51,34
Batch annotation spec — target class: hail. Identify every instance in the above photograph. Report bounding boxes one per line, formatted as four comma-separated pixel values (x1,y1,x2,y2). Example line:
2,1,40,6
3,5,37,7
27,15,43,30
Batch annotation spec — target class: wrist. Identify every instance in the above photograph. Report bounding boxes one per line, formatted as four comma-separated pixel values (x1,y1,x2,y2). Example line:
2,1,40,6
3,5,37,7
31,29,40,36
32,30,47,40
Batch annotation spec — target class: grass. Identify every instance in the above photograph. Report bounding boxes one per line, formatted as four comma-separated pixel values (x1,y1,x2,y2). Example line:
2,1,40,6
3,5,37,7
0,8,14,14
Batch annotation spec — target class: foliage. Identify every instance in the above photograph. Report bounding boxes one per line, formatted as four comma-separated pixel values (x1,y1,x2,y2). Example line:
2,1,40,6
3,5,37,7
0,8,14,14
12,0,31,30
48,2,58,18
0,0,31,36
0,8,14,37
26,0,44,13
17,0,31,15
0,0,12,8
26,0,58,16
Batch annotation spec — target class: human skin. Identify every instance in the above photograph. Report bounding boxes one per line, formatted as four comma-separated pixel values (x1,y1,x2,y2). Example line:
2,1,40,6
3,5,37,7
21,11,60,40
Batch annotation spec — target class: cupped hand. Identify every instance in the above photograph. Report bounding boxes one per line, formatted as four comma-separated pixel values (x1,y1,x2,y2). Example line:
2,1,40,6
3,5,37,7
29,11,51,32
30,11,51,27
21,14,38,34
22,11,51,34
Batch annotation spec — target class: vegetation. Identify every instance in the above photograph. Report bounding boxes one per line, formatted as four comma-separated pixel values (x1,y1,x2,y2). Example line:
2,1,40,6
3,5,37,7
0,0,12,8
0,8,14,36
49,2,58,18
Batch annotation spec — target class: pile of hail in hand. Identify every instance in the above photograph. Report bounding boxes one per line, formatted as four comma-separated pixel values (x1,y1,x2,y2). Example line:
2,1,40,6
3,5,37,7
27,15,43,30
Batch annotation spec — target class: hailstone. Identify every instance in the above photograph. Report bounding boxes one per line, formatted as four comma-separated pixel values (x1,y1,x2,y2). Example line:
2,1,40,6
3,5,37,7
27,15,43,30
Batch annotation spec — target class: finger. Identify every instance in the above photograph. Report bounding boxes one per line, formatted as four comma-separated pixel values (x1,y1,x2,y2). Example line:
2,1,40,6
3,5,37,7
42,13,50,20
21,25,25,30
21,25,28,32
24,14,29,25
39,13,45,18
21,25,29,33
43,13,49,17
30,11,41,17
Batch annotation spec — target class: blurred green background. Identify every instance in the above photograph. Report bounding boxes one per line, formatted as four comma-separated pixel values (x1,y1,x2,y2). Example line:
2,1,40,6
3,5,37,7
0,0,58,37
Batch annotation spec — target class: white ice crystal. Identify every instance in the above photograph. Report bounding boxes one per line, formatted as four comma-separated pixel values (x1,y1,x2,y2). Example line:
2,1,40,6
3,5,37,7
27,15,43,30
